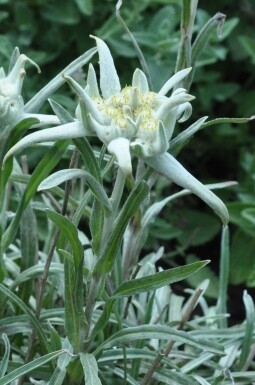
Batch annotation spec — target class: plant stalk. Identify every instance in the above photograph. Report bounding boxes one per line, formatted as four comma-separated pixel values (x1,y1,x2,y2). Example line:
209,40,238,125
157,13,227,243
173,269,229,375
17,148,79,385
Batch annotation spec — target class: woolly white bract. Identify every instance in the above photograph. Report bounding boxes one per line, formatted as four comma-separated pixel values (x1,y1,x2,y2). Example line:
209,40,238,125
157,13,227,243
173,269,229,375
0,48,61,132
0,50,40,129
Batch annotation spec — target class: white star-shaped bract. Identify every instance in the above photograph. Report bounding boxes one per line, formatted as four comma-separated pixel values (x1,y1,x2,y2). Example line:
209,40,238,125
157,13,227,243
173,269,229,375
3,37,229,225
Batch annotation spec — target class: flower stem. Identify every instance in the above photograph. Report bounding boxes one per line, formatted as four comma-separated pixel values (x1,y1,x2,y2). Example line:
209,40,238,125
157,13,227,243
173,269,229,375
175,0,198,74
16,148,79,385
85,167,126,341
216,225,230,329
110,167,126,219
99,167,126,255
84,275,101,339
116,0,153,90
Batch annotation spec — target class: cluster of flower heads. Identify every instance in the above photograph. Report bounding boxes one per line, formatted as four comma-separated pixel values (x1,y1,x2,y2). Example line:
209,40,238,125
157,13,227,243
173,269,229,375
68,36,194,175
1,36,194,175
2,36,229,225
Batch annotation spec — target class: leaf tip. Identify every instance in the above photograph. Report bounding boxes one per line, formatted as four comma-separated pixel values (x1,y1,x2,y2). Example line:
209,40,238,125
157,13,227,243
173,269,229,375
37,183,44,192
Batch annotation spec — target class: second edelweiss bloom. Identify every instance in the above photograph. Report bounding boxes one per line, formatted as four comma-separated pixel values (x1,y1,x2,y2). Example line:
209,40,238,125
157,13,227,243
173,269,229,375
65,35,194,175
0,49,40,130
0,48,61,136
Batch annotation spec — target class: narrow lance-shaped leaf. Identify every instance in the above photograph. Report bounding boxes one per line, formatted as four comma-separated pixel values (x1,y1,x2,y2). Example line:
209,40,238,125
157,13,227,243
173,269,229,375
191,12,226,66
2,139,68,250
142,181,236,231
48,366,66,385
169,116,208,156
238,291,255,371
94,325,224,356
75,256,86,325
48,347,74,385
25,47,97,113
90,198,104,256
0,350,67,385
0,285,51,355
0,334,10,378
97,347,169,365
93,180,149,275
46,209,84,271
3,121,86,164
216,225,230,329
48,98,74,124
192,375,212,385
9,118,40,145
152,371,196,385
144,152,229,225
184,12,226,89
0,322,31,336
20,204,38,271
48,322,62,352
1,118,40,192
60,250,82,353
73,137,102,183
201,115,255,129
80,353,102,385
87,299,115,344
39,169,112,214
19,203,38,303
11,262,63,289
111,260,209,298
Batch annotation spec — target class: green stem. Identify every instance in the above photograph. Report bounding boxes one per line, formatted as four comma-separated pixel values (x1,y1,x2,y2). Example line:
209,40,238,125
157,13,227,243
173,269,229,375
184,11,226,90
0,173,8,280
116,0,153,90
110,167,126,219
85,167,126,341
0,126,12,230
99,167,126,255
175,0,198,73
216,225,230,329
84,275,101,340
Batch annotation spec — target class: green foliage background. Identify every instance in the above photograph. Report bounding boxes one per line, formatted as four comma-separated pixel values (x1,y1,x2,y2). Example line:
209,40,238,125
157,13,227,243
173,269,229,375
0,1,255,384
0,0,255,291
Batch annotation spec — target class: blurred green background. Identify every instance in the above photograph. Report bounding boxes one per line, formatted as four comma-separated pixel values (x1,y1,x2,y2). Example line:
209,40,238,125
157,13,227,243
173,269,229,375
1,0,255,310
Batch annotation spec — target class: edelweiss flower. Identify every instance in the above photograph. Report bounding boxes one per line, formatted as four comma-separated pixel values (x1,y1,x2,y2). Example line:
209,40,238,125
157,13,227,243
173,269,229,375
0,50,40,130
64,36,194,175
0,48,60,133
4,37,229,224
